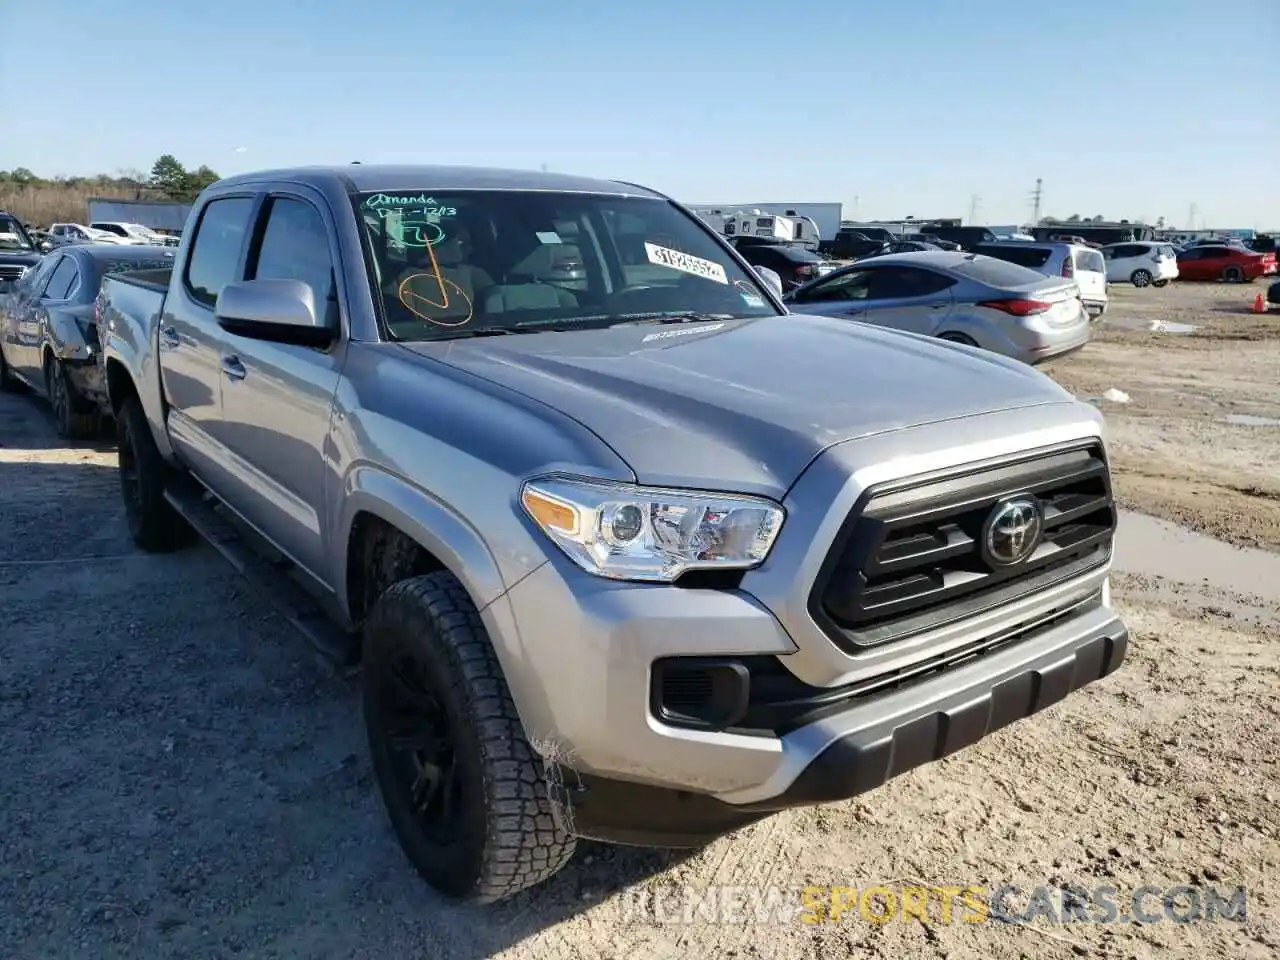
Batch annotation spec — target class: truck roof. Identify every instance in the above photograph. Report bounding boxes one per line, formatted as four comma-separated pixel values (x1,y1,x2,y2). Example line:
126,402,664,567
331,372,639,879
213,164,668,199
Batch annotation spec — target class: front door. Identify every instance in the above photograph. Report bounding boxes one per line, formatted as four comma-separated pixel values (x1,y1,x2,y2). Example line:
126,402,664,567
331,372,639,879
210,191,346,582
785,267,872,319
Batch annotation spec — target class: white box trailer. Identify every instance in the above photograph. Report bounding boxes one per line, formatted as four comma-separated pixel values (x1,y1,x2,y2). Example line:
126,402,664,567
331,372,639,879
691,202,842,241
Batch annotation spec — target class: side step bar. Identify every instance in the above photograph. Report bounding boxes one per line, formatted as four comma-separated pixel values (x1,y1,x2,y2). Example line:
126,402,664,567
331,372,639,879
163,483,361,673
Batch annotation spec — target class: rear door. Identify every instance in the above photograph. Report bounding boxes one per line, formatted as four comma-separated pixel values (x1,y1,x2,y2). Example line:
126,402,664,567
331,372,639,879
1071,247,1107,301
160,193,258,482
1175,246,1211,280
857,265,957,335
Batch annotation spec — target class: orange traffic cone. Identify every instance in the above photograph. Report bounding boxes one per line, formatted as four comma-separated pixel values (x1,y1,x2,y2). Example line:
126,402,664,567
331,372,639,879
1252,293,1266,314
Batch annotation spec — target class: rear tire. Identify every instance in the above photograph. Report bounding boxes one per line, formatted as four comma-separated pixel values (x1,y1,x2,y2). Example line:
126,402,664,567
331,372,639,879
1222,265,1245,283
362,572,576,904
939,332,978,347
1130,269,1152,287
116,395,194,552
45,356,98,440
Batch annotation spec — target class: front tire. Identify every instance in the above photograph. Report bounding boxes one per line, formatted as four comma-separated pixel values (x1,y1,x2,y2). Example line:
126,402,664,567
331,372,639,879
1222,265,1245,283
1130,269,1152,287
116,395,193,552
362,572,576,903
1152,279,1169,288
45,356,98,440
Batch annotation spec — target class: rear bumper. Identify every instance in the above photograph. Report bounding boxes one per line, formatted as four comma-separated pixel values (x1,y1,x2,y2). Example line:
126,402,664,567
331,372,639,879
556,599,1128,847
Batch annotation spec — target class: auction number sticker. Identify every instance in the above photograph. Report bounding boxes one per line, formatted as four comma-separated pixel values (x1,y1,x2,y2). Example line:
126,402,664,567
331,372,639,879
644,243,729,285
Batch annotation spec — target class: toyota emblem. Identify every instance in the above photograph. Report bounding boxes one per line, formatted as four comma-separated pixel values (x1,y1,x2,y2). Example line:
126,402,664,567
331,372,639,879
983,497,1043,567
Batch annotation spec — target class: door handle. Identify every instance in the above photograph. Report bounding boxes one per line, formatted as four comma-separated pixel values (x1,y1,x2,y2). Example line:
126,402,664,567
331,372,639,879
928,301,948,309
160,326,180,348
221,355,246,381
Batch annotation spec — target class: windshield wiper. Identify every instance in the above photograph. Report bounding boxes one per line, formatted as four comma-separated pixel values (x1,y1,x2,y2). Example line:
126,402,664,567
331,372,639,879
425,327,520,341
612,311,736,326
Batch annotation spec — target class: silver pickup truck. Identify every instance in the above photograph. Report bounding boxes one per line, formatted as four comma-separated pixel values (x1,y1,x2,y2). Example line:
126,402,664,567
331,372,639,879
97,165,1128,904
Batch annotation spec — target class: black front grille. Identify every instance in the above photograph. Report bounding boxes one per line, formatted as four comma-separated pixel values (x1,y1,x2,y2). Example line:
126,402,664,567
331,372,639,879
811,441,1114,651
0,265,26,280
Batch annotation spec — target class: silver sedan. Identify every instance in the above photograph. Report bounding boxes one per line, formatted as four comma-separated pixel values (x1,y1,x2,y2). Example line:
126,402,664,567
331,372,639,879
782,250,1091,364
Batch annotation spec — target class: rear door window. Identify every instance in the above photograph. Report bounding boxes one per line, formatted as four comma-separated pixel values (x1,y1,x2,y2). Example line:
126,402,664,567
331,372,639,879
866,267,955,299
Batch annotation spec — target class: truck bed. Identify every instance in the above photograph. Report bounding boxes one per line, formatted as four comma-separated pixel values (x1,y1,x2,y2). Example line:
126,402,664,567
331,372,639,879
109,267,173,292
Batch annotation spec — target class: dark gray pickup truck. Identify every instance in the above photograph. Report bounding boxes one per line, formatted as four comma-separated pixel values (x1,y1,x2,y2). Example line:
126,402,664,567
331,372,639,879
98,164,1128,903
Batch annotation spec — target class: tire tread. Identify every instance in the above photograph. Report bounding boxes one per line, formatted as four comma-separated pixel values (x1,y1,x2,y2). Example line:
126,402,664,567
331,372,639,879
364,572,576,903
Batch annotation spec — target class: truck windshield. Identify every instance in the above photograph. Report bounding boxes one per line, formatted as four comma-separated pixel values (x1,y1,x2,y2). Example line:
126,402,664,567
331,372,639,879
353,190,779,340
0,216,34,251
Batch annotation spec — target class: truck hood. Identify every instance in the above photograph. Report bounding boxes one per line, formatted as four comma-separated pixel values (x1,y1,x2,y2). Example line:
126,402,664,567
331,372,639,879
403,314,1076,497
0,251,41,266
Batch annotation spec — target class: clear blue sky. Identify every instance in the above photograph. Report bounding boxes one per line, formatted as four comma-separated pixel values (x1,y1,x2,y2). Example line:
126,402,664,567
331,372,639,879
3,0,1277,228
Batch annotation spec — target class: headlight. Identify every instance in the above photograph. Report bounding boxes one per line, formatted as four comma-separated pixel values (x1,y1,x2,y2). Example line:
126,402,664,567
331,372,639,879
520,476,785,582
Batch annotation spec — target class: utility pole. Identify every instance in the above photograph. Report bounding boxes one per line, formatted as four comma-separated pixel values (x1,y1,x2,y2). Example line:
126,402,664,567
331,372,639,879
1031,178,1043,225
968,194,980,224
1188,202,1198,230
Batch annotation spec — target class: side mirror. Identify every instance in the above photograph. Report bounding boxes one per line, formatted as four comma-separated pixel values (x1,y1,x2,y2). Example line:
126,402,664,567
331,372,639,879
753,264,784,299
214,278,336,348
38,241,52,253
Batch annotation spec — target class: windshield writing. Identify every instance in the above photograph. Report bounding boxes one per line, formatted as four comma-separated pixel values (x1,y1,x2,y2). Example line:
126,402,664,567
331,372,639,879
355,190,776,341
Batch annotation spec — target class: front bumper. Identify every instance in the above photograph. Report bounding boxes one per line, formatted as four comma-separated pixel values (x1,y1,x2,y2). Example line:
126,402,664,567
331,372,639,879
557,601,1127,846
492,411,1125,843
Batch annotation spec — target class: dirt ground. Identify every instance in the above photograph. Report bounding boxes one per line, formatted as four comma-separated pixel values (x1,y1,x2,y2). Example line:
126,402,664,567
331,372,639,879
1040,280,1280,554
1,285,1278,959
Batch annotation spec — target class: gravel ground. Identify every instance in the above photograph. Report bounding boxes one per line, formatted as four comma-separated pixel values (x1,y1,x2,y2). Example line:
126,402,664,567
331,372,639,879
2,286,1278,959
1041,280,1280,552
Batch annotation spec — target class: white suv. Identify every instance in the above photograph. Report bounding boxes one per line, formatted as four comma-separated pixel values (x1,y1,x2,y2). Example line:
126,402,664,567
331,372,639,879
1100,242,1179,287
973,241,1109,318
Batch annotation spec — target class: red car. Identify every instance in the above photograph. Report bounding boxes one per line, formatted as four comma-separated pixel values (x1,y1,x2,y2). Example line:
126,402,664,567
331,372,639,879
1175,244,1278,282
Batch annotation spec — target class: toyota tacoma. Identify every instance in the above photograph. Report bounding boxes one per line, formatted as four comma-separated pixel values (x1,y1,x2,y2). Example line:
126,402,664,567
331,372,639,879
97,164,1128,903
